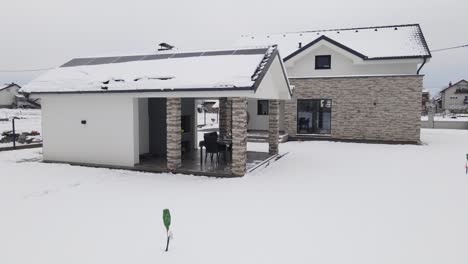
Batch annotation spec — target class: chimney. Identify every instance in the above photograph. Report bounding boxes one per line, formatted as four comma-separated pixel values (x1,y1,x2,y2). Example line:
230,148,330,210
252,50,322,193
298,42,302,49
449,81,452,87
158,43,174,51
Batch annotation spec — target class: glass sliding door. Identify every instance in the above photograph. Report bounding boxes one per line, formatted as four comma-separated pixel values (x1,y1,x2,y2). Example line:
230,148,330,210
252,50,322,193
297,99,332,134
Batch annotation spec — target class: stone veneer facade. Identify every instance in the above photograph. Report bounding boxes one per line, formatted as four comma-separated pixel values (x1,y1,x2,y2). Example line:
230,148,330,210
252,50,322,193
268,100,279,155
166,98,182,170
219,98,232,138
231,97,248,176
285,75,423,143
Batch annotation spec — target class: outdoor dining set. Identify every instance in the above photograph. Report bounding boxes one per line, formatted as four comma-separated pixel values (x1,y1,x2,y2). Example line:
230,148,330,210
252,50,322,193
198,132,232,164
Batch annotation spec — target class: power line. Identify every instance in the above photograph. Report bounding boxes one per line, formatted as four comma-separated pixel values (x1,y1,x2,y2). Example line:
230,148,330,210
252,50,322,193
431,44,468,52
0,67,54,73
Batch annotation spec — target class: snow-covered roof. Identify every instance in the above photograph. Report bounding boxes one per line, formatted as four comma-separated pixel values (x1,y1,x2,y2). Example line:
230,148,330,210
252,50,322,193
439,79,468,93
0,83,20,92
237,24,431,61
22,47,282,94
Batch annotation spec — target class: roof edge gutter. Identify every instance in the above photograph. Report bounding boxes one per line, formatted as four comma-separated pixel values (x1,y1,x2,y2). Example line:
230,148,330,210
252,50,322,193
26,86,255,95
416,57,428,75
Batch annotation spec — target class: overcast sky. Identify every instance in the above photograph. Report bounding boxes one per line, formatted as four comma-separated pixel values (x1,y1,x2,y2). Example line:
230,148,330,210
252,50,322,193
1,0,467,95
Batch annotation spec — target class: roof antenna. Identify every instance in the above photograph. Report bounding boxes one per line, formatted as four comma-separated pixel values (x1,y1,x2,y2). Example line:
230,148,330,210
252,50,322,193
158,43,174,51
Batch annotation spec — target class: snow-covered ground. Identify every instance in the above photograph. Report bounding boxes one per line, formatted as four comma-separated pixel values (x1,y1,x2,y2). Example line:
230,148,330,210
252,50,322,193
421,114,468,121
1,129,468,264
0,109,42,147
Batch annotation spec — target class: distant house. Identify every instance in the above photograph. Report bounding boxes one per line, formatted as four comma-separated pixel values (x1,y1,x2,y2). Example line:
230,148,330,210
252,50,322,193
439,80,468,113
422,89,430,114
0,83,21,108
238,24,431,143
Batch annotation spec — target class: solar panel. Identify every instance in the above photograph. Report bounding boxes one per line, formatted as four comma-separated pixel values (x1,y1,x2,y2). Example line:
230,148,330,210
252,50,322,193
113,55,146,63
202,50,236,56
172,52,204,58
233,48,268,55
60,48,270,68
86,57,120,65
142,54,174,61
61,58,96,67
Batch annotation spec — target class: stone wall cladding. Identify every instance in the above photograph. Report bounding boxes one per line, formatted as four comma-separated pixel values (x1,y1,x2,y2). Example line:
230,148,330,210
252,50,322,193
268,99,279,155
166,98,181,170
219,98,232,138
286,75,423,143
231,97,247,176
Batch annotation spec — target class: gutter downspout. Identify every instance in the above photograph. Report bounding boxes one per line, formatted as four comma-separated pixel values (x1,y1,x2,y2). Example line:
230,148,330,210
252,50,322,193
417,57,427,75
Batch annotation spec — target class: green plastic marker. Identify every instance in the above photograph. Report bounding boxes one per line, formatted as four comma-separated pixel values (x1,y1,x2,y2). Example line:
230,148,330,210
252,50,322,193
163,209,171,252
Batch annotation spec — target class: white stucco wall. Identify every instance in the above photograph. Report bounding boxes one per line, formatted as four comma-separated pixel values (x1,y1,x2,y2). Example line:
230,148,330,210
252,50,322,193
441,82,468,111
285,44,420,77
138,98,149,154
0,86,20,107
247,99,285,131
41,94,139,167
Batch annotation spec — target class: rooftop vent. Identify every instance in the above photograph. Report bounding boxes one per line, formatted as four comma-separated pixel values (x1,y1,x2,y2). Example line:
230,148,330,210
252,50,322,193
158,43,174,51
298,42,302,48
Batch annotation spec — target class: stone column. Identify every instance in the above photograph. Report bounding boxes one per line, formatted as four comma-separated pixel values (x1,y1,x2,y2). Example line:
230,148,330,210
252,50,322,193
284,99,297,137
219,98,232,138
268,99,279,155
167,98,181,171
231,97,247,176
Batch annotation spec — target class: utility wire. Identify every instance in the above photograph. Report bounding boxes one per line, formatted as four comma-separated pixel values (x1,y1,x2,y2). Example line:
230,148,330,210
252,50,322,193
0,67,54,73
1,43,467,72
431,44,468,52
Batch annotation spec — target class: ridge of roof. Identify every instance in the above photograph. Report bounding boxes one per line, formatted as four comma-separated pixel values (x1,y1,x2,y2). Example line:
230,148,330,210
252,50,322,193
241,23,422,37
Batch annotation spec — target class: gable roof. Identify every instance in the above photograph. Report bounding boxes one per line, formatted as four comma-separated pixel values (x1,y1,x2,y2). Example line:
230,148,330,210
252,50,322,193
440,79,468,93
0,83,21,92
22,46,291,95
238,24,432,62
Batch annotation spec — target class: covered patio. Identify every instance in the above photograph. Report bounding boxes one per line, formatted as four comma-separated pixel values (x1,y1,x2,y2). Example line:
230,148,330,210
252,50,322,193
135,96,285,177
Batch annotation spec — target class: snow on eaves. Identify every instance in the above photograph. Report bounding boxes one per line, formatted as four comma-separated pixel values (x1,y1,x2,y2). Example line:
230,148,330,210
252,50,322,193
237,24,431,60
21,47,277,94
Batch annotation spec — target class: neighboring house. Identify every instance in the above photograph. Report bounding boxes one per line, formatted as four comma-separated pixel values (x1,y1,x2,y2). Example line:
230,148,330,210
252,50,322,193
422,89,430,114
21,47,291,177
439,80,468,113
238,24,431,143
0,83,21,108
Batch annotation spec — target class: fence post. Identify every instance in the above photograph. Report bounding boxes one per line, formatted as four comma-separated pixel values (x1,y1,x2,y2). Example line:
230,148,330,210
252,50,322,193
12,118,16,149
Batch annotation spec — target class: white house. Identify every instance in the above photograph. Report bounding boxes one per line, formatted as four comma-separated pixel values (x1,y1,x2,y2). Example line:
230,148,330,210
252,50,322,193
238,24,431,143
21,47,291,177
0,83,21,108
439,80,468,113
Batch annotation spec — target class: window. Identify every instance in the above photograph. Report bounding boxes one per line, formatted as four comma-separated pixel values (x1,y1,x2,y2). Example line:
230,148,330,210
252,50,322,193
297,99,332,134
315,55,331,69
257,100,269,115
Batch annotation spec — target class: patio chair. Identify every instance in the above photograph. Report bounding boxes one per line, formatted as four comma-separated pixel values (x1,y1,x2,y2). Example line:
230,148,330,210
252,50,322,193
203,133,227,162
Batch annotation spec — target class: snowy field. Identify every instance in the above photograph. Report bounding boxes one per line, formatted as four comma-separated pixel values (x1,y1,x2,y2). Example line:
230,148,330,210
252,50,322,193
1,129,468,264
